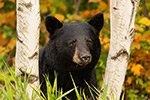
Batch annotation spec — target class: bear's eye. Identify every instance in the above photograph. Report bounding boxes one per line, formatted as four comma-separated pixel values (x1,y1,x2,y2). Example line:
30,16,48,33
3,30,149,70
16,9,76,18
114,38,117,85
86,39,92,46
68,40,77,47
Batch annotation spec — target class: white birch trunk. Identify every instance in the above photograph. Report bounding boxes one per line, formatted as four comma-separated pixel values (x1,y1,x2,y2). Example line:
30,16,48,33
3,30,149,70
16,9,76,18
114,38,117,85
15,0,40,99
102,0,140,99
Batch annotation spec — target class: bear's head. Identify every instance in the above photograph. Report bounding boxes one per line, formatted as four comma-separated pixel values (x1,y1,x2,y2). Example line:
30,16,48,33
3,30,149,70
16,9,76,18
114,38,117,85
45,13,104,70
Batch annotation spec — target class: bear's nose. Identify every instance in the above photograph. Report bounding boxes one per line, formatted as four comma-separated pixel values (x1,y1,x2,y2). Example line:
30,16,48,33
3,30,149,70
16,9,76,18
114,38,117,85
80,54,91,63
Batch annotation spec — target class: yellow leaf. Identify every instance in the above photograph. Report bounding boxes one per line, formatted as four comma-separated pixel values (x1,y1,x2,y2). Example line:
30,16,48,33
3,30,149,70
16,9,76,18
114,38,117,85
88,0,99,3
0,2,4,8
101,27,110,33
104,43,110,50
146,85,150,93
104,13,110,20
0,46,5,53
145,69,150,77
127,63,132,70
127,77,132,85
40,5,48,14
99,0,107,11
142,31,150,44
8,0,15,3
134,33,142,43
131,42,141,50
0,32,8,46
54,14,65,22
147,37,150,44
0,11,16,27
6,38,16,50
139,17,150,26
100,35,110,45
135,24,144,32
13,57,15,66
131,64,145,76
138,7,142,12
0,46,10,56
2,33,7,39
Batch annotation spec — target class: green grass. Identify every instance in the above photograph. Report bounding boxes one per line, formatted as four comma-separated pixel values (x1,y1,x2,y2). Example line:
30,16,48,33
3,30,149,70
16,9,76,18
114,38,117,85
0,67,122,100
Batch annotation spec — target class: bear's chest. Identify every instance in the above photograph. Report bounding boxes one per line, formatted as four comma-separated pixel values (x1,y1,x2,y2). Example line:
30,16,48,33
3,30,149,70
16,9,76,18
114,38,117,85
56,71,91,91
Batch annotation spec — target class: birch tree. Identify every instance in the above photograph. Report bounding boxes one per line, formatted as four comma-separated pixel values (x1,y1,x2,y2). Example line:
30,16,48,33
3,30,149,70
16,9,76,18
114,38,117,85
15,0,40,99
102,0,140,99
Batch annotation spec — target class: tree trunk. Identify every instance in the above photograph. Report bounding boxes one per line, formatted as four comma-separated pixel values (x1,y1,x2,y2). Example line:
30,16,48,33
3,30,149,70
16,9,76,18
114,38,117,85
142,0,150,19
102,0,140,99
15,0,40,99
74,0,81,15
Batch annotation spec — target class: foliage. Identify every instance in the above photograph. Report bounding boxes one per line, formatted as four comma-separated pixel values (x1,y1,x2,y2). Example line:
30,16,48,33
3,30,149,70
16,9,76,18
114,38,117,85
0,67,109,100
0,0,150,99
0,67,73,100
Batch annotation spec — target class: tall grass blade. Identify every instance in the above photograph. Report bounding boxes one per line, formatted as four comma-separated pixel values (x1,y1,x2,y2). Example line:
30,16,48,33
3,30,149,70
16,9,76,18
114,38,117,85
69,73,81,100
56,88,74,100
3,74,13,100
85,81,100,96
82,90,87,100
101,84,108,100
121,92,125,100
31,85,45,100
53,71,57,98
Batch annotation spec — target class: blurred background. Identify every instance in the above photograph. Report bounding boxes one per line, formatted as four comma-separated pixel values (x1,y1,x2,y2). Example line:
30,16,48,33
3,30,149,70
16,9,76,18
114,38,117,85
0,0,150,99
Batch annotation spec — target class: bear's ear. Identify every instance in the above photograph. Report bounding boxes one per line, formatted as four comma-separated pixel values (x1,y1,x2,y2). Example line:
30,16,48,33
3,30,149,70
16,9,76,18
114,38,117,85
45,16,63,36
88,13,104,32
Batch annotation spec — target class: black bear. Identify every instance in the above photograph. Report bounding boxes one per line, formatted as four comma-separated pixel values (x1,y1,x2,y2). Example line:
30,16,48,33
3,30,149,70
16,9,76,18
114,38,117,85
39,13,104,100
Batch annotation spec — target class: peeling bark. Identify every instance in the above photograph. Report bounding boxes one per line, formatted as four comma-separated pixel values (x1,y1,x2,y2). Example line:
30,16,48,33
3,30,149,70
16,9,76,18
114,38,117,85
15,0,40,99
102,0,140,99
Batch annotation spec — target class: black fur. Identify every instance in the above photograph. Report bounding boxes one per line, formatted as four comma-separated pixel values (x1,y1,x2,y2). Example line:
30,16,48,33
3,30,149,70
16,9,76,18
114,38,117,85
39,13,104,100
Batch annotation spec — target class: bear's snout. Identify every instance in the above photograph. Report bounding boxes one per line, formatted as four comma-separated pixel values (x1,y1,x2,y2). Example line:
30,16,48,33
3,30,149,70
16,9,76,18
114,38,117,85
79,53,92,64
73,47,92,66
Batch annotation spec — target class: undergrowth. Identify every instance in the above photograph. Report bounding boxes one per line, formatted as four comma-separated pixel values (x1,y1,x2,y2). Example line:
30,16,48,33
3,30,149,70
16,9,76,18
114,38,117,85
0,68,110,100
